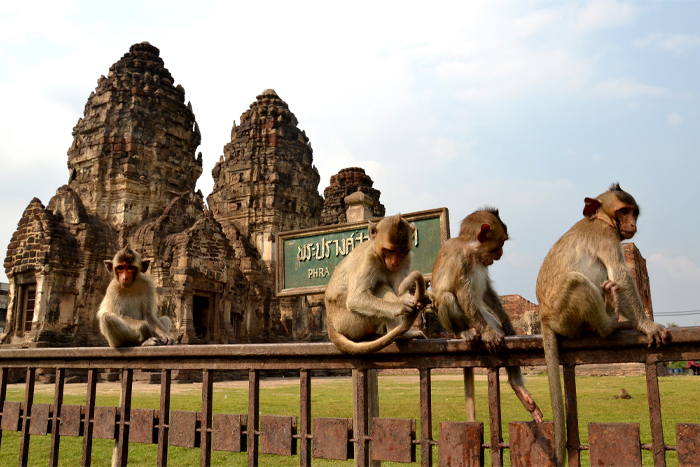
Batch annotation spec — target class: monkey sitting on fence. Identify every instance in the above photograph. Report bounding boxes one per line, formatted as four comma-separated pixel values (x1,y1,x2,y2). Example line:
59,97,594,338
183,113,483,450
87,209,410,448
324,214,429,354
536,183,668,466
98,245,174,347
430,208,543,423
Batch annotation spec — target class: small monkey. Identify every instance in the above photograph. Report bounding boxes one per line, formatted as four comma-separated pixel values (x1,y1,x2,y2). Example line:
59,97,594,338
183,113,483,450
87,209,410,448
613,388,632,400
431,208,543,423
536,184,668,466
325,214,428,354
98,245,174,347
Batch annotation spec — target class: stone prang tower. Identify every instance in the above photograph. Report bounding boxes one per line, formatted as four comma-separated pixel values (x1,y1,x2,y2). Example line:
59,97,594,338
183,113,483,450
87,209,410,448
67,41,204,240
208,89,323,263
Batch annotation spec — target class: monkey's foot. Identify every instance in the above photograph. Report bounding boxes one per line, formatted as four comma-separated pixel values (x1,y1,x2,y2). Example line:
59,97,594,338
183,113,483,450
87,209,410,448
482,330,504,353
141,337,160,346
601,280,620,314
512,385,543,422
645,323,669,348
459,329,479,347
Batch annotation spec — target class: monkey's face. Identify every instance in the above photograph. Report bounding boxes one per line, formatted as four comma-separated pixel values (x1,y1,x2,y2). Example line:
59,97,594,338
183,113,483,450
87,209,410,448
381,246,409,272
615,205,638,239
478,240,505,266
114,263,138,288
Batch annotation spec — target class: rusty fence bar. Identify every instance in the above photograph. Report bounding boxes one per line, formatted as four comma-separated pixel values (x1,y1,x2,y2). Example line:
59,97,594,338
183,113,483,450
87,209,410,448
0,327,697,466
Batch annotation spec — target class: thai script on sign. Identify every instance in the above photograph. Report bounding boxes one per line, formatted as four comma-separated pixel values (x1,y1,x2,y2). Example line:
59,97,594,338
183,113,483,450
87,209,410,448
296,229,419,263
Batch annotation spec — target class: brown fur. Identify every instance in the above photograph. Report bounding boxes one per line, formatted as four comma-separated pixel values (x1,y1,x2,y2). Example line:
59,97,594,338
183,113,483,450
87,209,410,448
431,209,542,423
324,215,427,354
98,245,174,348
536,184,667,466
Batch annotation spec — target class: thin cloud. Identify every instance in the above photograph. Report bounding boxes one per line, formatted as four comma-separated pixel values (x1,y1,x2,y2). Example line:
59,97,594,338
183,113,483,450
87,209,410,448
591,78,667,99
667,112,683,126
576,0,635,31
635,33,700,55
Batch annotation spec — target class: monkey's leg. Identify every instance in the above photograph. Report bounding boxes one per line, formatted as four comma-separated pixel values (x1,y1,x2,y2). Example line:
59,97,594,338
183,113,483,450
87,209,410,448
463,368,476,422
99,313,143,348
506,367,543,422
547,272,615,338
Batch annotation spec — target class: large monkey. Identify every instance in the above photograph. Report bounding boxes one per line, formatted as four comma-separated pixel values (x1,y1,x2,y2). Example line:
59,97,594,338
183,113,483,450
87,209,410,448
98,245,174,347
325,214,428,354
536,184,668,466
431,209,543,423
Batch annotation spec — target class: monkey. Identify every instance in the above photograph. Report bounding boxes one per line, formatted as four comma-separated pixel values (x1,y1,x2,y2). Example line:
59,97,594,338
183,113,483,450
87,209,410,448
97,245,174,347
430,208,543,423
536,183,668,466
324,214,429,355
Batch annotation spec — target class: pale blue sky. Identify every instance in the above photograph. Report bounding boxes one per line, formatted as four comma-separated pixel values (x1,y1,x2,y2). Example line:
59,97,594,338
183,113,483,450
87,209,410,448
1,1,699,325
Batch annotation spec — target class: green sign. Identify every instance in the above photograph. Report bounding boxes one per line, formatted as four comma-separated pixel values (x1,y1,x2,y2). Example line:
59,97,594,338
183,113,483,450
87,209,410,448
276,208,450,297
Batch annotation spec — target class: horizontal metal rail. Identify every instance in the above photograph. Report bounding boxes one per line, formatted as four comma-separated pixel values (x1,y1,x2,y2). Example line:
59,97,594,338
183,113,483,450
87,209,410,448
0,326,697,466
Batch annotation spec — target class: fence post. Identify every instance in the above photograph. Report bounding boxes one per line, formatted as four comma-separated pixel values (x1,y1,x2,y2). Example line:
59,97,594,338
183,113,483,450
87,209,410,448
248,369,260,467
157,369,170,467
114,369,132,467
49,368,65,467
646,361,666,467
563,364,581,467
353,368,369,466
19,367,35,467
201,370,213,467
82,369,97,467
300,370,312,467
419,368,433,466
488,368,503,467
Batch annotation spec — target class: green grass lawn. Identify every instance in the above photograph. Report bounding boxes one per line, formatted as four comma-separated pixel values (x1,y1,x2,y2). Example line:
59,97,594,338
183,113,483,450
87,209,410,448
0,373,697,466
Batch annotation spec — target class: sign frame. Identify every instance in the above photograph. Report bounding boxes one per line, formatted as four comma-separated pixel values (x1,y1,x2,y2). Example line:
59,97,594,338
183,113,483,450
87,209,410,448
275,208,450,297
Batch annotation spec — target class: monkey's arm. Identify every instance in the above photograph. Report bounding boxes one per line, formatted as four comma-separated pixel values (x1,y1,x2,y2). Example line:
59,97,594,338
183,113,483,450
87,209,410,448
454,285,504,352
604,244,668,346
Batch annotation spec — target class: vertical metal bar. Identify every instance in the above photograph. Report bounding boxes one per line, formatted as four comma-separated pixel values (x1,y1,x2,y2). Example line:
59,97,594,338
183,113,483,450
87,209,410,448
157,369,171,467
82,369,97,467
248,369,260,467
49,368,65,467
563,364,581,467
0,367,8,450
200,370,213,467
18,367,35,467
487,368,503,467
463,367,476,422
353,369,368,467
645,362,666,467
299,370,311,467
419,368,433,467
115,369,133,467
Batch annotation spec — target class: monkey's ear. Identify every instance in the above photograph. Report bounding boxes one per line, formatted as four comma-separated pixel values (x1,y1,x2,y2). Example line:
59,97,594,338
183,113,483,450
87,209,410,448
477,224,491,243
409,223,416,233
583,198,601,219
141,259,151,273
369,220,378,240
104,260,114,273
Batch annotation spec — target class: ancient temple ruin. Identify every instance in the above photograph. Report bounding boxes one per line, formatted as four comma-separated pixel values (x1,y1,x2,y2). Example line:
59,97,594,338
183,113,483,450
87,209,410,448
2,42,390,348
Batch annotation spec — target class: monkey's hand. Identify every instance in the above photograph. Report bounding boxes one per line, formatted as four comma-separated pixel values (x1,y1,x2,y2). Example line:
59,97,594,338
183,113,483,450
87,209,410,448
481,328,504,353
643,322,669,348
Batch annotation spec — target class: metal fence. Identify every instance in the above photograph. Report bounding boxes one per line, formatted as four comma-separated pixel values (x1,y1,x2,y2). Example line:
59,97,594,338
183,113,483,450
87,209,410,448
0,326,698,467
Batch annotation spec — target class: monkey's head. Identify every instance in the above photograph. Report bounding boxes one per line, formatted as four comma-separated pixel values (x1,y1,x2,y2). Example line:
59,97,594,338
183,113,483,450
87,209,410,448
104,245,150,288
583,183,639,240
459,208,509,266
369,214,415,272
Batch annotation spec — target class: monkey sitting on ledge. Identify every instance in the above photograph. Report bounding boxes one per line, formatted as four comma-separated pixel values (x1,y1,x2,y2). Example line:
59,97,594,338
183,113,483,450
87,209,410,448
98,245,174,347
324,214,429,354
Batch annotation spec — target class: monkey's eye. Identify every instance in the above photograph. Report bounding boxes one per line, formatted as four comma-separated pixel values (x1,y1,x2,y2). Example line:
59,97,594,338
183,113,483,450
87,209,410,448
115,266,125,272
127,266,137,272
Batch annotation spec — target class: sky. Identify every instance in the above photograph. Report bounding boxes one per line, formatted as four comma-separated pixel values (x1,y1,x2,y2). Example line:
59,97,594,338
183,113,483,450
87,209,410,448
1,1,699,326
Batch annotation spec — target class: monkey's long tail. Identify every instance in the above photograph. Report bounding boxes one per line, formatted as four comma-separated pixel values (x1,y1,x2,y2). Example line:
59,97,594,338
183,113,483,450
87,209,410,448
543,325,566,467
328,272,426,355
